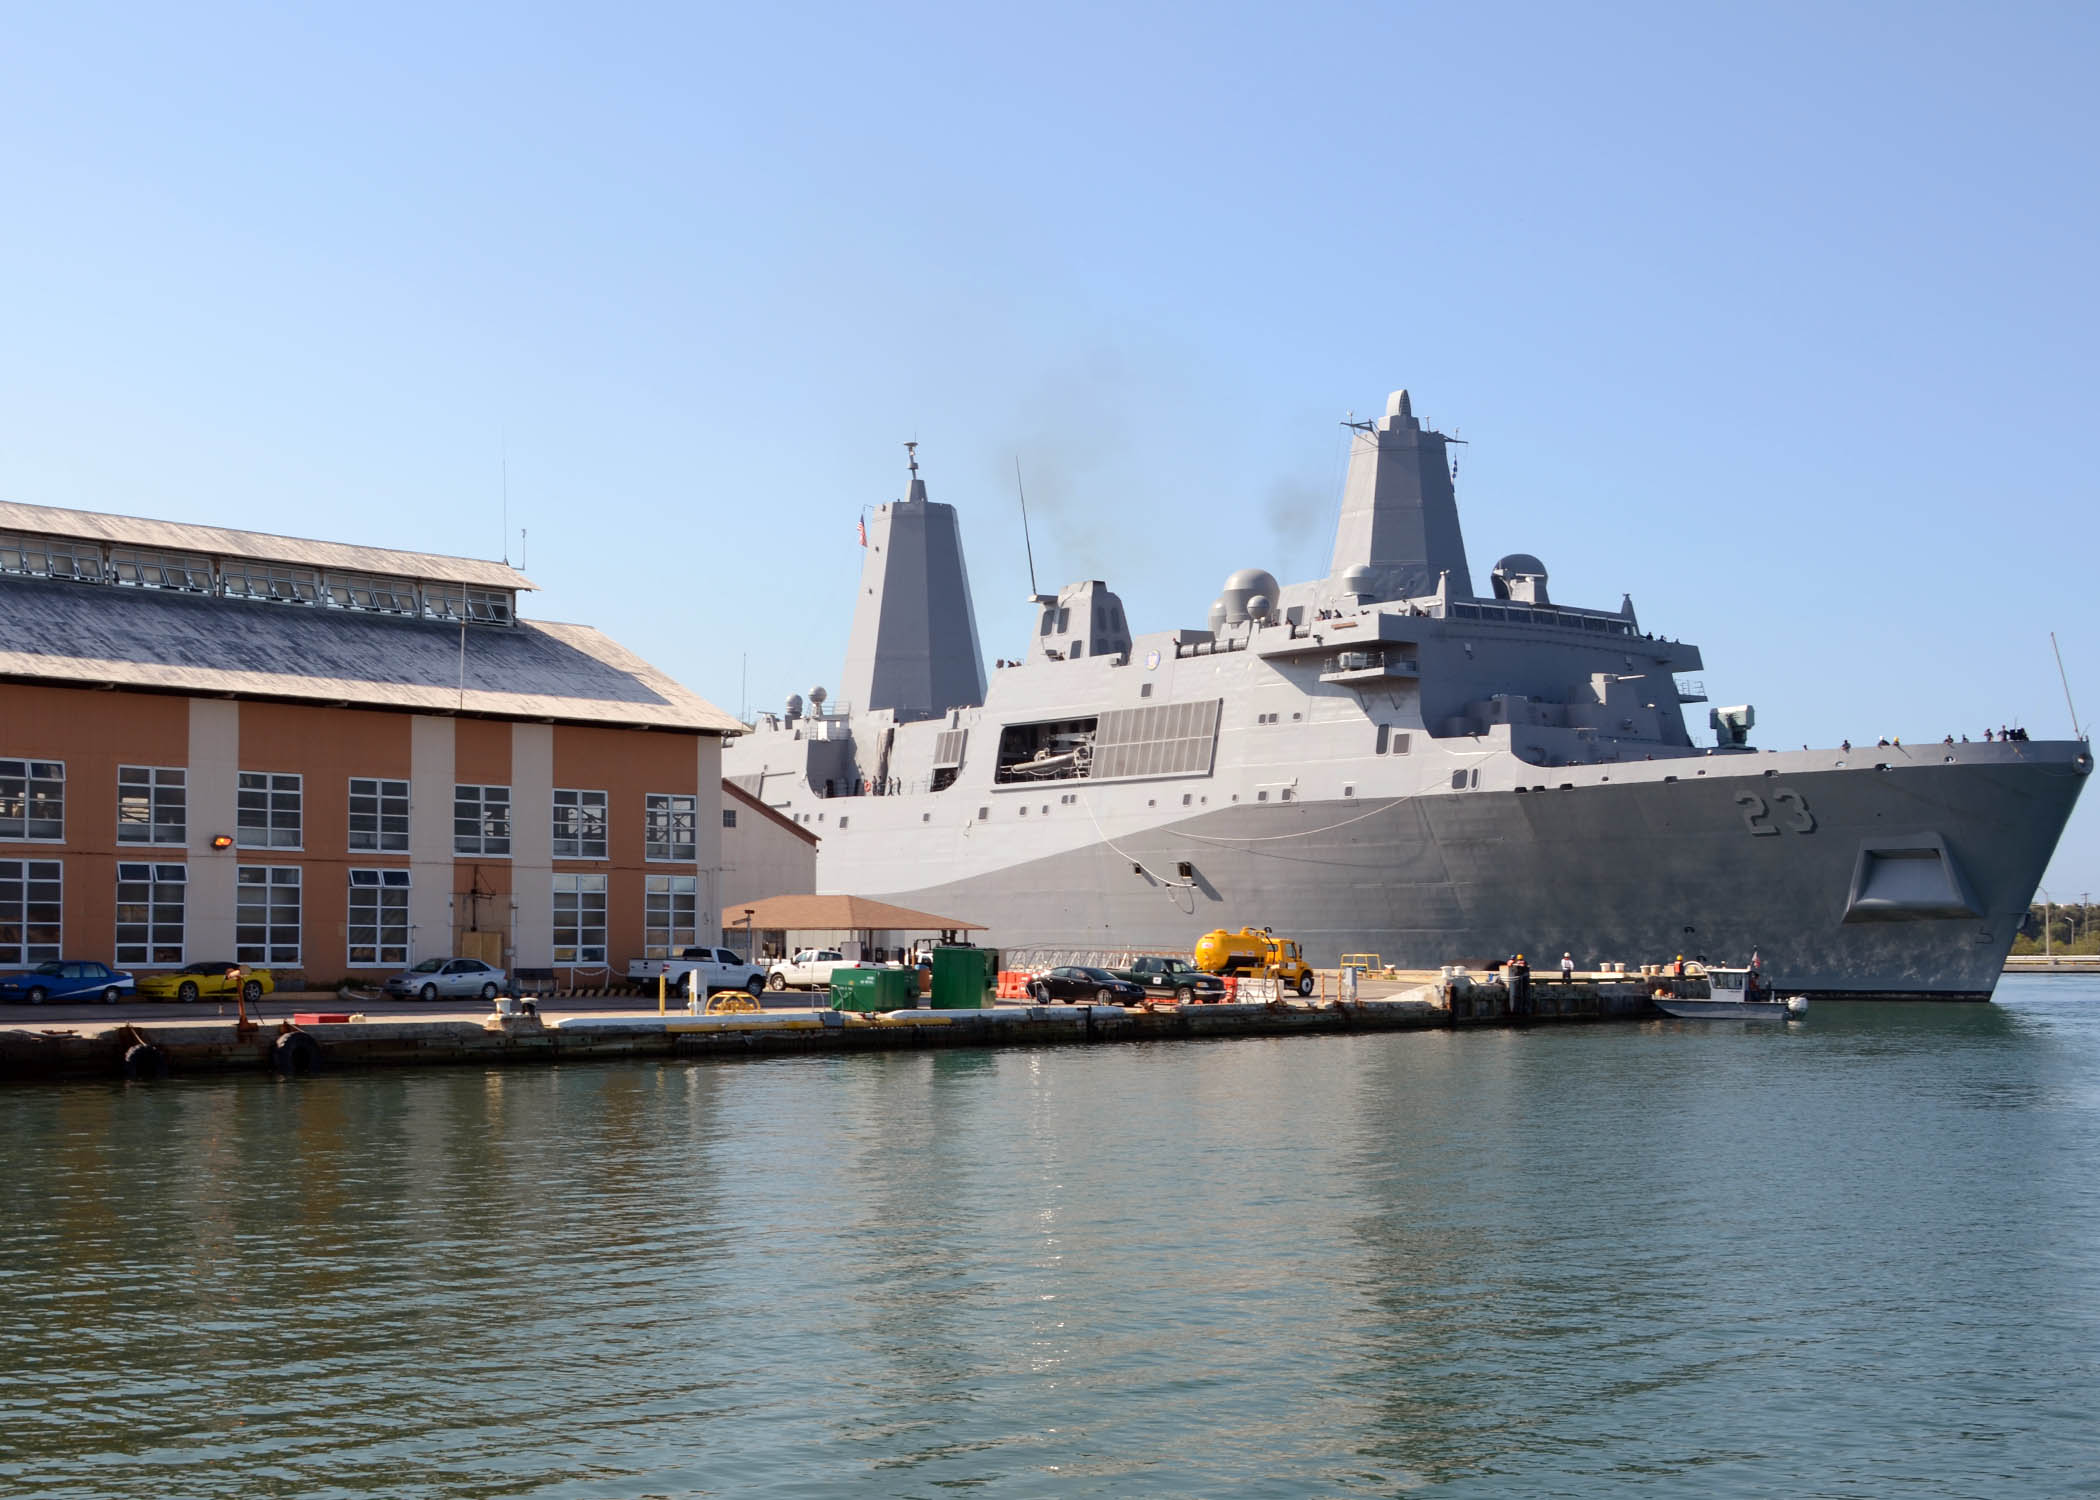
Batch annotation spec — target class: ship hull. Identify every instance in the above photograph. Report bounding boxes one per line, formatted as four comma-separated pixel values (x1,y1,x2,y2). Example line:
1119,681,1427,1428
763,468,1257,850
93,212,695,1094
823,751,2089,1000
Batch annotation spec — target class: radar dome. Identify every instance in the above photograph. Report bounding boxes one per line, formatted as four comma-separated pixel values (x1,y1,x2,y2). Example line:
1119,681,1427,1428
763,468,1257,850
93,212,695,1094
1490,554,1550,605
1341,563,1377,598
1207,598,1227,634
809,685,828,709
1219,568,1280,624
785,693,804,719
1246,594,1273,623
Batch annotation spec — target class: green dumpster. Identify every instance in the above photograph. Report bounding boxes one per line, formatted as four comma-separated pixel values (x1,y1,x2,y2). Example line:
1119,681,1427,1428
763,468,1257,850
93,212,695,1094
830,966,917,1012
930,946,995,1009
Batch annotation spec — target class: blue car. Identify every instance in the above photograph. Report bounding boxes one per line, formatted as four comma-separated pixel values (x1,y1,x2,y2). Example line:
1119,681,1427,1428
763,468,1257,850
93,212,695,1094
0,960,136,1005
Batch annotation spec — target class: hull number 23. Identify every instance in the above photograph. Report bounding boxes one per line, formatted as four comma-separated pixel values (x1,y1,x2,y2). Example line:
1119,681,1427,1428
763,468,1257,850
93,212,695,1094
1736,789,1815,836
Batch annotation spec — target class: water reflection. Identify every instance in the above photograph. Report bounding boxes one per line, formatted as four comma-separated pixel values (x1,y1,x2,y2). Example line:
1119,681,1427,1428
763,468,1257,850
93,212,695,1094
0,979,2096,1497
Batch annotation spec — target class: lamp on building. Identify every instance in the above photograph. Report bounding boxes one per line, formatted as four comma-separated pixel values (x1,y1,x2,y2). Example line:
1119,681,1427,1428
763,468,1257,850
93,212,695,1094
210,834,234,850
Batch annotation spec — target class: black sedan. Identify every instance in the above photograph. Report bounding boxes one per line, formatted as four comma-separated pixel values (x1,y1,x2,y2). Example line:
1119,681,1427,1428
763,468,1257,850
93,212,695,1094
1028,966,1146,1005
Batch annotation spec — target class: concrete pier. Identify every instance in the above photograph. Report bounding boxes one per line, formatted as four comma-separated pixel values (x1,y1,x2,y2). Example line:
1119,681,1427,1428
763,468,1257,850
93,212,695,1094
0,974,1689,1082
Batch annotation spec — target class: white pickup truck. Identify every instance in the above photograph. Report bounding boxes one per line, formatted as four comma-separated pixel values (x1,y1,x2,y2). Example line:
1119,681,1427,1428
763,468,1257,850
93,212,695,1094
767,948,852,991
626,947,768,997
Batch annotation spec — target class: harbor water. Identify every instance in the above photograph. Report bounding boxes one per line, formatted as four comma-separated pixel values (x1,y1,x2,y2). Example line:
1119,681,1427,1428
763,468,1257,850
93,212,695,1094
4,977,2098,1497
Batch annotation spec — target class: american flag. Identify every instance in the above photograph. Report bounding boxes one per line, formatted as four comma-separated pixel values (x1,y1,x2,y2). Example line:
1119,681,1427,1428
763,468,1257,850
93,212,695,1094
856,518,867,547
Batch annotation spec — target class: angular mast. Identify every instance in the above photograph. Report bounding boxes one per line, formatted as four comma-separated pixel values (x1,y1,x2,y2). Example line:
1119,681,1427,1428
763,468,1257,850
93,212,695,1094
1328,388,1473,601
837,445,987,720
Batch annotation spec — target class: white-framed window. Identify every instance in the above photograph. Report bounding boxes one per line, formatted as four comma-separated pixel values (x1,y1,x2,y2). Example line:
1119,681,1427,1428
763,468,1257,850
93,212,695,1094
454,784,512,856
421,582,516,625
643,874,697,958
553,873,608,963
236,866,301,966
109,547,212,593
219,559,320,604
347,869,411,967
0,859,62,964
115,863,186,966
117,766,187,845
237,772,302,849
348,777,410,853
553,789,609,859
0,531,99,581
0,759,65,842
644,793,696,861
323,570,418,616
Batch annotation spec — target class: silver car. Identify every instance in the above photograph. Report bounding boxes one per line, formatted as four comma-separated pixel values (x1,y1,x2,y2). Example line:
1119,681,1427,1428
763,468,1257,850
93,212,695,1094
384,957,506,1002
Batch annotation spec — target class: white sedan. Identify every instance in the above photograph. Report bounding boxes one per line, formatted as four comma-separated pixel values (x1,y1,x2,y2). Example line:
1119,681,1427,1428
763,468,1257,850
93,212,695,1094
384,957,507,1001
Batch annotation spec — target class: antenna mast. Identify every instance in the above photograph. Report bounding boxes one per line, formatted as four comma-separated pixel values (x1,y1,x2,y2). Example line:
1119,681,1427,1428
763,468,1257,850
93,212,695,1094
1015,456,1039,596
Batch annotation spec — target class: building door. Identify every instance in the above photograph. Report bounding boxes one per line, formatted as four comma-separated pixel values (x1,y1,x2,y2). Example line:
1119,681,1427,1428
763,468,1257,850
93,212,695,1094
459,929,505,967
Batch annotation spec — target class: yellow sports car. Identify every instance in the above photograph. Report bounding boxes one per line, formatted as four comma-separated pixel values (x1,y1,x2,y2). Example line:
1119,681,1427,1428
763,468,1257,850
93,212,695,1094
135,962,275,1004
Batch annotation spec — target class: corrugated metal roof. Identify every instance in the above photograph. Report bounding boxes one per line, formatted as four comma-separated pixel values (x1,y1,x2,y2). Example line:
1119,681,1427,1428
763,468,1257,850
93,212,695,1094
719,894,983,930
0,501,535,591
0,574,741,732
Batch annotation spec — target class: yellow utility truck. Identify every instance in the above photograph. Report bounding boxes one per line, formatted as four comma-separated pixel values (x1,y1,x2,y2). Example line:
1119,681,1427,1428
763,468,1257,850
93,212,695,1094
1193,926,1317,996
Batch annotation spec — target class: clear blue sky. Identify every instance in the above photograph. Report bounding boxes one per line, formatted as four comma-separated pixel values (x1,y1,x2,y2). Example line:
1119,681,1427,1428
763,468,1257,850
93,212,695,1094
2,3,2094,895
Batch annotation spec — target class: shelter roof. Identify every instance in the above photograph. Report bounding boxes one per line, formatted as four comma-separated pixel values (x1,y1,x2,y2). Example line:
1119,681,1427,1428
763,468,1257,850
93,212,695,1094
719,893,983,931
0,573,741,732
0,500,535,592
723,781,819,846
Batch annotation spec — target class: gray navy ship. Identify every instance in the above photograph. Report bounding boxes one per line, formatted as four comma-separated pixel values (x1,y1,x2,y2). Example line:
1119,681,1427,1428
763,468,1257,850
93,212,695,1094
726,389,2090,999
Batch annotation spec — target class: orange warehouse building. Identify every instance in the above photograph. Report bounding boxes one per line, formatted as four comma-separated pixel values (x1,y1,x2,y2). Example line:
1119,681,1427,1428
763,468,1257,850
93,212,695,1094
0,501,742,987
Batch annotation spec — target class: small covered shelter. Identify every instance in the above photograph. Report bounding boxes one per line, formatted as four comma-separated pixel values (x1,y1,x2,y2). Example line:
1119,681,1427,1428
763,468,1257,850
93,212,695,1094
720,894,983,963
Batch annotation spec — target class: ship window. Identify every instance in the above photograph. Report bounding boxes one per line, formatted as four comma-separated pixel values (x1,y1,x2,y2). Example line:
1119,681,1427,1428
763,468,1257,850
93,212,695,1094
1019,806,1027,815
1257,790,1269,802
1376,726,1390,754
1393,733,1411,754
1040,613,1054,637
838,816,848,828
978,807,988,820
1140,684,1152,699
1057,608,1069,632
1181,794,1191,806
1344,785,1354,798
1072,640,1084,658
922,813,930,822
1451,771,1467,789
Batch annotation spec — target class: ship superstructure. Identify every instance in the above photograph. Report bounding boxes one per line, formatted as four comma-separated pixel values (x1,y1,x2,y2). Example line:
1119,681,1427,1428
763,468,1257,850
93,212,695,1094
726,390,2090,999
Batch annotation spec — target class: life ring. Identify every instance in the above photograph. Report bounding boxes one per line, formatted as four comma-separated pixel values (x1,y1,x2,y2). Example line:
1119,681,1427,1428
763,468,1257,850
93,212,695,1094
272,1031,323,1076
122,1041,169,1080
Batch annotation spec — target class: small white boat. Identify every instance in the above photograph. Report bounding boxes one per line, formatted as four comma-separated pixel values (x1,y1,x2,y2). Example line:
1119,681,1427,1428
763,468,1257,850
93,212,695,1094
1653,966,1808,1021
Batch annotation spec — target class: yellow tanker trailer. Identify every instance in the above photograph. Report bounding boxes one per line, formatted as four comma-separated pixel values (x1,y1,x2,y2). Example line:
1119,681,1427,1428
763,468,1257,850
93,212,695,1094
1193,926,1317,997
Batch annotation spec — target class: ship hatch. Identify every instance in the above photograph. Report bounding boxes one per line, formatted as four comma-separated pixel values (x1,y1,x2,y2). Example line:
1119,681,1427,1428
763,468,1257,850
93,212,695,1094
994,700,1222,785
1842,835,1983,922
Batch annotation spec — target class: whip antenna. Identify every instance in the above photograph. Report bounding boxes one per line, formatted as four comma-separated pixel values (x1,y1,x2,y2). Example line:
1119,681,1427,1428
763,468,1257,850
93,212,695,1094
2053,632,2086,740
1015,456,1039,596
